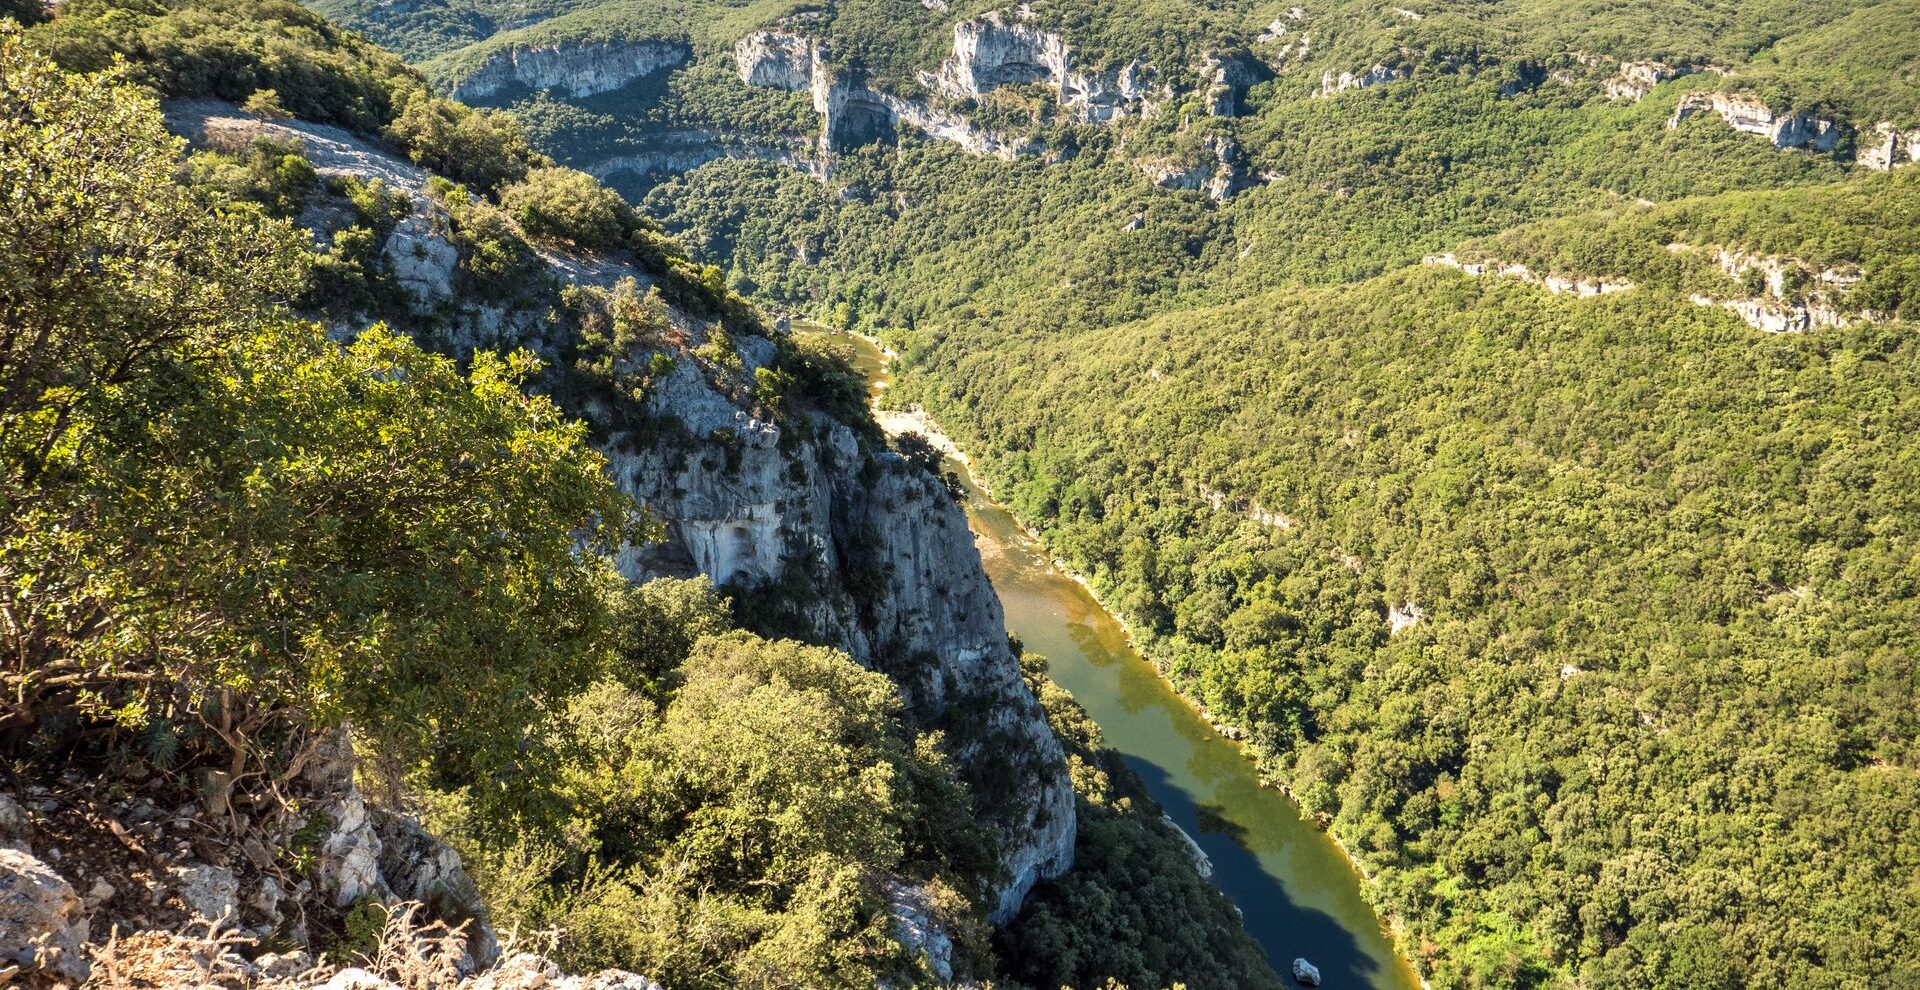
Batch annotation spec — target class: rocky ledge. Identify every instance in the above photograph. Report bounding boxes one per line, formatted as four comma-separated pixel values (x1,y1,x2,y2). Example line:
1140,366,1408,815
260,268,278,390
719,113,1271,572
1666,91,1842,152
920,11,1167,123
449,38,689,101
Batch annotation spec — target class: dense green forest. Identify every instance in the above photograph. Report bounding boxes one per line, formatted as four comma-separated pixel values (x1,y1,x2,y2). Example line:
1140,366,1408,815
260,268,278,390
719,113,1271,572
15,0,1920,983
4,2,1292,986
522,0,1919,986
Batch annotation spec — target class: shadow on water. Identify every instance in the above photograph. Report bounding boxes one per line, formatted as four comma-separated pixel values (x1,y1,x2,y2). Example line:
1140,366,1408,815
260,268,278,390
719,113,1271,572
815,329,1424,990
1127,757,1385,989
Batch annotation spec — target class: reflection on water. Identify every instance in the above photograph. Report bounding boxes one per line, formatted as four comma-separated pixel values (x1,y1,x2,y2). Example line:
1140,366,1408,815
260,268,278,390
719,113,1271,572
821,330,1424,990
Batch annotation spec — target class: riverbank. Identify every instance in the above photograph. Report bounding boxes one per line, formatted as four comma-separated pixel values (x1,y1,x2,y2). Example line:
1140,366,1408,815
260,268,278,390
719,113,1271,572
829,328,1427,989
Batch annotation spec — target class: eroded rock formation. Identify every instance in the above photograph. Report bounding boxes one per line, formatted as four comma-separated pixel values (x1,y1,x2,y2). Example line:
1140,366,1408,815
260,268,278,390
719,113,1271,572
923,12,1162,122
1860,122,1920,170
1317,62,1403,96
1666,91,1842,152
1604,60,1687,101
449,39,688,101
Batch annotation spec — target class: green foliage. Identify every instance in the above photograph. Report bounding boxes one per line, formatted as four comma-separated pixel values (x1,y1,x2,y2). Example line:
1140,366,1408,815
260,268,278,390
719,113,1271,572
892,266,1920,988
0,31,635,785
438,628,998,990
501,165,642,253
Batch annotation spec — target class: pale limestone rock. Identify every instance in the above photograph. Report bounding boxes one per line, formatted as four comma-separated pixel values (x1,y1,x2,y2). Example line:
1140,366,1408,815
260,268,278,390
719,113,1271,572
1859,122,1920,170
1317,62,1403,96
1604,60,1687,101
926,12,1161,122
1666,91,1842,151
322,967,400,990
1388,602,1425,635
887,883,956,983
0,848,89,981
1138,134,1245,201
449,40,688,101
733,30,819,90
1204,53,1271,117
169,863,239,921
1162,814,1214,878
1293,957,1323,986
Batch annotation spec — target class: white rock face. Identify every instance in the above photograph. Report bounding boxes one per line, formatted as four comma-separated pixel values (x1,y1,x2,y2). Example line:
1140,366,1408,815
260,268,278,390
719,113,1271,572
925,12,1162,122
1424,252,1636,297
1205,53,1271,117
385,210,461,308
1426,245,1868,333
1317,62,1404,96
1666,91,1842,151
449,39,689,100
306,731,500,968
1293,957,1323,986
887,883,957,982
1162,814,1214,878
603,350,1076,920
169,863,240,921
0,848,89,981
1604,60,1687,101
733,30,819,90
1387,601,1425,635
1860,122,1920,170
1138,135,1245,202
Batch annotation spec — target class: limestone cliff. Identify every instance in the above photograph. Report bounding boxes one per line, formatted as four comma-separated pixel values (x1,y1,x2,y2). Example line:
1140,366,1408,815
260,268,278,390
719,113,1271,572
730,28,1043,159
163,100,1076,927
600,354,1075,920
1861,122,1920,170
448,38,688,100
1666,90,1842,152
921,12,1163,123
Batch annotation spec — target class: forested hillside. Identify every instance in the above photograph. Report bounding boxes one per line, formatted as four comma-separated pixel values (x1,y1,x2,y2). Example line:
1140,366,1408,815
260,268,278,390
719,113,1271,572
2,1,1295,986
11,0,1920,984
286,0,1920,985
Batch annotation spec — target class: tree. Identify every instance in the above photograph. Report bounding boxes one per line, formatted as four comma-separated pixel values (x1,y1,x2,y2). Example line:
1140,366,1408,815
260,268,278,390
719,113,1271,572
0,32,641,788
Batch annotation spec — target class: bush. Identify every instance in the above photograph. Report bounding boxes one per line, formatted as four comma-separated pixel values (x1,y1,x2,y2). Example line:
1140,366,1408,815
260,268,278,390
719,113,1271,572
500,166,638,253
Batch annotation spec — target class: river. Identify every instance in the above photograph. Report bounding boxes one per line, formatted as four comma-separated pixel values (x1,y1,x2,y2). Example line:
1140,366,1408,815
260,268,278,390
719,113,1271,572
820,329,1425,990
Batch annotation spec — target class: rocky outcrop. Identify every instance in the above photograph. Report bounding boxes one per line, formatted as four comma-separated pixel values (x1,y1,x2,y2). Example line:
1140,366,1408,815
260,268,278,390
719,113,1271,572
1138,135,1245,202
1426,246,1869,333
733,29,819,90
1317,62,1403,96
1257,6,1307,42
1666,91,1842,152
1860,122,1920,170
1162,814,1214,878
1604,60,1687,101
1,848,89,982
1676,244,1864,332
1423,253,1635,296
307,732,500,967
1204,52,1272,117
448,39,688,101
886,883,957,983
1387,602,1425,636
601,345,1075,920
923,12,1163,122
728,30,1044,158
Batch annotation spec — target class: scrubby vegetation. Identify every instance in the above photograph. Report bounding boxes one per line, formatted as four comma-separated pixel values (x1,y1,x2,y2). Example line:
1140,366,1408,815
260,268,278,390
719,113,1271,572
0,23,985,990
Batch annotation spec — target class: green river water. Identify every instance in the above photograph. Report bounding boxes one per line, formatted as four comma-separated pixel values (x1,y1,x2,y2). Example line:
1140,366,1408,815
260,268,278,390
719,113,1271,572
825,330,1425,990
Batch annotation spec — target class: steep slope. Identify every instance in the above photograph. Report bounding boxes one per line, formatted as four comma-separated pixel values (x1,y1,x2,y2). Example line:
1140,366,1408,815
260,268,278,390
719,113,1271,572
158,94,1076,925
118,0,1920,986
